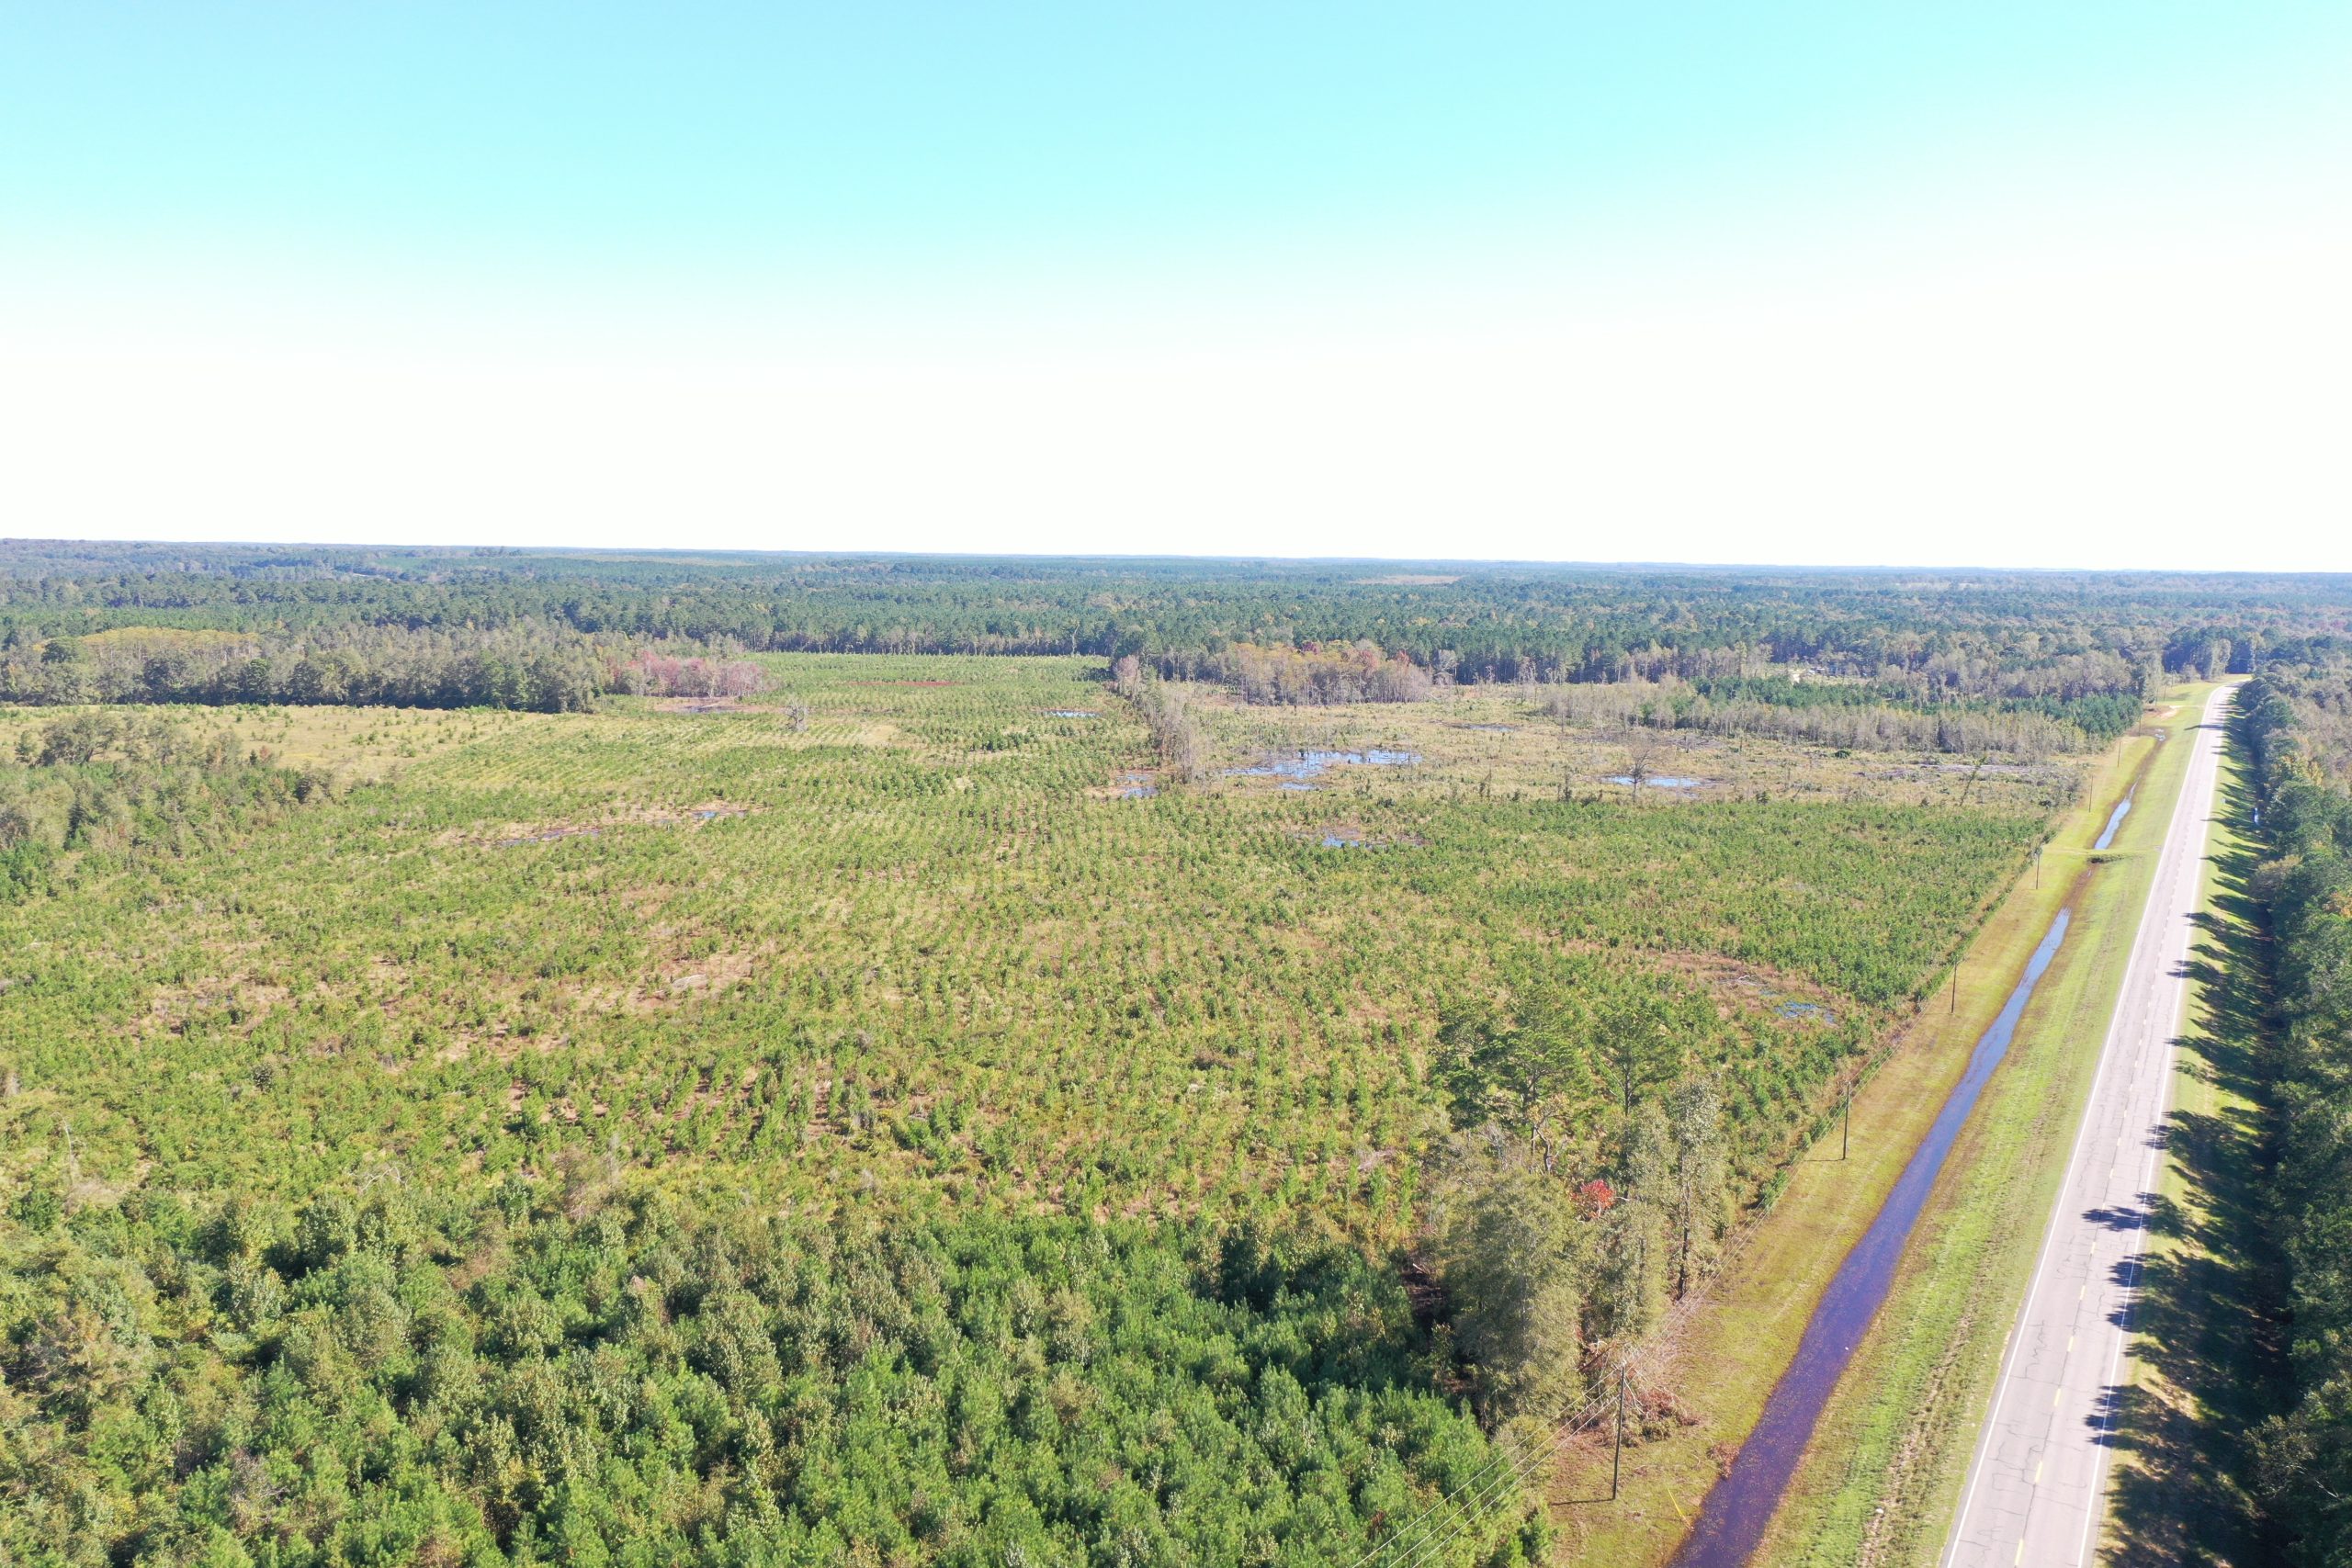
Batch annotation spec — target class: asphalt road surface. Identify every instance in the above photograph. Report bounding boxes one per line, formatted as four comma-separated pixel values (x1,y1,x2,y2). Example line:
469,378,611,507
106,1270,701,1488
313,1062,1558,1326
1943,685,2232,1568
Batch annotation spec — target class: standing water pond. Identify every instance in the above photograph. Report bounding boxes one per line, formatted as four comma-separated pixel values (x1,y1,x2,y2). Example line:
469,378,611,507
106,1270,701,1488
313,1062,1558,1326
1226,749,1419,789
1668,908,2075,1567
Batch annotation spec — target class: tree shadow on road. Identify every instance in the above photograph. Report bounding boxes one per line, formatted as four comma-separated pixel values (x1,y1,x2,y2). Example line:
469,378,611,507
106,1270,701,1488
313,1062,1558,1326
2100,764,2289,1567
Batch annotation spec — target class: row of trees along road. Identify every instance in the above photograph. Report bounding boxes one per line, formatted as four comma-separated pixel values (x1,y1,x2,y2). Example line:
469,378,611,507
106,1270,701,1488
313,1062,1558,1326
2236,663,2352,1565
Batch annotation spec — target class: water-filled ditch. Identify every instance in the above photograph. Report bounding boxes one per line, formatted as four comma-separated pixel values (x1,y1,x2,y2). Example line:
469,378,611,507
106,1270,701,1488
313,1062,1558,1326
2094,788,2134,851
1668,908,2075,1567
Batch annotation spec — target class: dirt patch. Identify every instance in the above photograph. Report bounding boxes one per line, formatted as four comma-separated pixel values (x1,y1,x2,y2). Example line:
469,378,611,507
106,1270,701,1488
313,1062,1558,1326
1299,821,1424,850
1088,770,1159,799
490,823,605,848
1569,943,1848,1022
654,696,781,715
137,976,296,1037
469,802,754,848
628,944,765,1010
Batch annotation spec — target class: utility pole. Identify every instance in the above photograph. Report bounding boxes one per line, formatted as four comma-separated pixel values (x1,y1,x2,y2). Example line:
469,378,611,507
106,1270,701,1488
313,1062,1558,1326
1842,1095,1850,1161
1951,963,1959,1014
1611,1368,1629,1500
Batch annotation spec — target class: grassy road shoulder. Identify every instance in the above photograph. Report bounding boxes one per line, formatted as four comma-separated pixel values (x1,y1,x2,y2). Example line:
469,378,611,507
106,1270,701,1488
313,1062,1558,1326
1744,683,2221,1568
1544,692,2205,1564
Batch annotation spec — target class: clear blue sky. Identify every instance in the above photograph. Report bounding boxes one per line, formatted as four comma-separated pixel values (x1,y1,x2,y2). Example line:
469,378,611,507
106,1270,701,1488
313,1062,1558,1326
9,2,2346,283
5,3,2348,565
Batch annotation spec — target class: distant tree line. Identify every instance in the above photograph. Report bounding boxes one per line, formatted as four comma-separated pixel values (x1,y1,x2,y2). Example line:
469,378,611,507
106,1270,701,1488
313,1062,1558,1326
0,626,779,715
1539,676,2138,757
2238,661,2352,1563
0,624,608,712
7,542,2346,711
1208,641,1435,705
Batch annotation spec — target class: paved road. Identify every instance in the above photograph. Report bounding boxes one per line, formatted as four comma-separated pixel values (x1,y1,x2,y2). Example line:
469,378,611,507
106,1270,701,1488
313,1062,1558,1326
1943,686,2232,1568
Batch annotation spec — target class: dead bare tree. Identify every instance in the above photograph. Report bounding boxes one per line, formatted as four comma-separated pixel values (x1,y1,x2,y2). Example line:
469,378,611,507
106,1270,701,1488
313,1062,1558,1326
1622,727,1665,803
1108,660,1206,784
1956,749,1992,807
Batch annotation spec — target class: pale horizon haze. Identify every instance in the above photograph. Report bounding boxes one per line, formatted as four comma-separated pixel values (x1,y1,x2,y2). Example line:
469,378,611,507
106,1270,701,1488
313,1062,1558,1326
5,4,2348,571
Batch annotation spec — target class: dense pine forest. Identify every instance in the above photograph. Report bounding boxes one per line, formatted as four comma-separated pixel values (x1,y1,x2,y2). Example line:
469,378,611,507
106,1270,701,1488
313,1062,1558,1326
2236,658,2352,1566
4,544,2345,735
4,547,2351,1567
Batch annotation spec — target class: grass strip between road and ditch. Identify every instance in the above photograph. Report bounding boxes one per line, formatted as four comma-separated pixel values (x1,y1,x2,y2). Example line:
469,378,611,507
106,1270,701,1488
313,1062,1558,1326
1543,686,2216,1567
1745,682,2221,1567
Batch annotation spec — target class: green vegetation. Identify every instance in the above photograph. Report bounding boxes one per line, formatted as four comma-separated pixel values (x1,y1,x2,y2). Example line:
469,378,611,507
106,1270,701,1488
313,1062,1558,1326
2235,660,2352,1566
1531,689,2187,1564
6,545,2343,747
1541,676,2141,756
0,651,2041,1565
0,1186,1533,1568
1,624,607,713
2,548,2348,1567
2,711,345,903
0,660,2030,1213
1739,689,2218,1566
